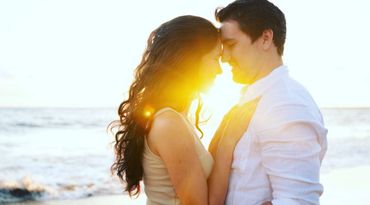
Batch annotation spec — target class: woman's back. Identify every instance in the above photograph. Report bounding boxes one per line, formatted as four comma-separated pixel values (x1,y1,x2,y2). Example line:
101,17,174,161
143,107,213,205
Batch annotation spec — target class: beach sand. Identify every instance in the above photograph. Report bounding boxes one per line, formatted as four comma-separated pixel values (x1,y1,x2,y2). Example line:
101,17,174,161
11,194,147,205
320,165,370,204
11,166,370,205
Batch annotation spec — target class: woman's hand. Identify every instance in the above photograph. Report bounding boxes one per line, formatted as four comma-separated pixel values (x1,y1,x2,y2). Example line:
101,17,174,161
208,105,238,156
208,97,260,205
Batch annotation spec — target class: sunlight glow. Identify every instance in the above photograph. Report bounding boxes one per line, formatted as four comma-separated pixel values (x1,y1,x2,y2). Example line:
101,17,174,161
192,64,243,146
143,105,155,118
202,64,242,118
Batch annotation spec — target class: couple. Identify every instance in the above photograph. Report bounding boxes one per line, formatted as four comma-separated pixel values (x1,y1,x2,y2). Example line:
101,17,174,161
111,0,328,204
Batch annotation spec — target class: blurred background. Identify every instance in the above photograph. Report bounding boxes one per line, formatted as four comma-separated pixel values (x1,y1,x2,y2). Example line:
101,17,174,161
1,0,370,204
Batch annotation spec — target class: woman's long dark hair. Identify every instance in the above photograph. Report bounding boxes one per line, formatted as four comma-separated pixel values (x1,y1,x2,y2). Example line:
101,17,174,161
110,15,219,197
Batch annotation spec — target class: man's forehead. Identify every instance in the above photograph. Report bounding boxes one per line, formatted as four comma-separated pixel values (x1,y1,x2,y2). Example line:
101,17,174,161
220,20,241,40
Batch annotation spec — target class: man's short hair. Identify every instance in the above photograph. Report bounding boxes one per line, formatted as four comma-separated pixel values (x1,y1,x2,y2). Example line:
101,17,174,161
216,0,286,56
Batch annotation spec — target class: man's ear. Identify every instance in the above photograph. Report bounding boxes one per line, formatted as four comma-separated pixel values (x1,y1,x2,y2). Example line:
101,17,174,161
260,29,274,51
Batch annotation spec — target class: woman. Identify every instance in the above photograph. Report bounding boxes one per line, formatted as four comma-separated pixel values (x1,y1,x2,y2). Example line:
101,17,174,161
111,15,258,205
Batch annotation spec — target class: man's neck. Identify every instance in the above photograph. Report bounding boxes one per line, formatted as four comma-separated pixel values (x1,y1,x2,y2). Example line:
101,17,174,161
251,56,283,84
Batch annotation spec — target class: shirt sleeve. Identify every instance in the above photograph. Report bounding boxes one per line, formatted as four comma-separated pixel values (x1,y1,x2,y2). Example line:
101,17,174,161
255,102,327,205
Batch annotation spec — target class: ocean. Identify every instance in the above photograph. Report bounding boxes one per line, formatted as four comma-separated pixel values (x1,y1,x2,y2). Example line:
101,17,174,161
0,107,370,203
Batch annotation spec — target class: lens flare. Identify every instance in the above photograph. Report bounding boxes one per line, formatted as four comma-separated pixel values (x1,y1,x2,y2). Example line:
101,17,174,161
143,105,155,118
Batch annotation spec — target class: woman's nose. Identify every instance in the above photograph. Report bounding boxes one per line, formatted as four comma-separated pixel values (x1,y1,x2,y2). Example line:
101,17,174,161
216,62,223,75
221,50,230,63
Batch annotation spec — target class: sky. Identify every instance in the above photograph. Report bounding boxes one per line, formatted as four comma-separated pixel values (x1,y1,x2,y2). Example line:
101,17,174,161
0,0,370,108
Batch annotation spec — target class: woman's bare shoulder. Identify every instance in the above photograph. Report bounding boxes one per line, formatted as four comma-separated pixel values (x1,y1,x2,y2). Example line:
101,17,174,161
148,109,194,153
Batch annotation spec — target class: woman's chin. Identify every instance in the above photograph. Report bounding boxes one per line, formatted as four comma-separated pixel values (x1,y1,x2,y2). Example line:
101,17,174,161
199,81,215,94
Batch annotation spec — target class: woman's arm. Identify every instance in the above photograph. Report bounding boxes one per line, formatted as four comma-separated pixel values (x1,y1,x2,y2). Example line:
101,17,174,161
148,110,208,205
208,98,260,205
208,136,235,205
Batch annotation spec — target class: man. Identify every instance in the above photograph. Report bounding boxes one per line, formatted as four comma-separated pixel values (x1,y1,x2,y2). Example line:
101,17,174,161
214,0,328,204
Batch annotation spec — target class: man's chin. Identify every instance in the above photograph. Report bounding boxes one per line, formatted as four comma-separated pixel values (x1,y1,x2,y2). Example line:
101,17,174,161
231,69,244,83
232,75,248,85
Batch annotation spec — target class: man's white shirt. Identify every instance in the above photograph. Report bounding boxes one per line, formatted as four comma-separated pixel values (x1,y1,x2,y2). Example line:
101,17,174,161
226,65,328,205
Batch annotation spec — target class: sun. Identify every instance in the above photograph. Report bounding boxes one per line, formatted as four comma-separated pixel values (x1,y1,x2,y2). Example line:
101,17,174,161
203,63,242,112
193,64,243,146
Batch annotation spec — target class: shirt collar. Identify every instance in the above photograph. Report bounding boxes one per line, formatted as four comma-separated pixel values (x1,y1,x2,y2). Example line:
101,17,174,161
239,65,288,105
